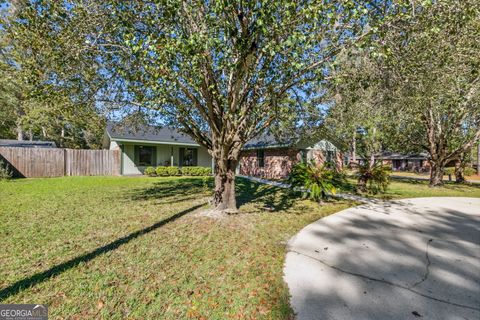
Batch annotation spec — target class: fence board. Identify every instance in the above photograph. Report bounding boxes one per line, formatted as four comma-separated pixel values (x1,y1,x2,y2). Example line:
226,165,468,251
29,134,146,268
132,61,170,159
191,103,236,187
0,147,120,178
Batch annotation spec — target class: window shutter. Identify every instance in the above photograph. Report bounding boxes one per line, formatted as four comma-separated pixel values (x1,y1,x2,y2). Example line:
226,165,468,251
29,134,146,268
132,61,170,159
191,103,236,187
193,148,198,166
134,145,139,165
179,148,184,167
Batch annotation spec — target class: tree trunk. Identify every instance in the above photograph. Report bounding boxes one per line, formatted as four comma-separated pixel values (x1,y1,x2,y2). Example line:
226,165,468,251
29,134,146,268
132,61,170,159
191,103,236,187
351,129,356,163
477,142,480,176
357,175,368,193
213,157,238,212
41,126,47,139
429,161,444,186
454,154,466,183
60,127,65,148
16,124,24,141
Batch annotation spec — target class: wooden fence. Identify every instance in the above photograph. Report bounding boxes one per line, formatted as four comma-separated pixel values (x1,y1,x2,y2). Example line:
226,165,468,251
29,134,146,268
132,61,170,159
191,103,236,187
0,147,120,178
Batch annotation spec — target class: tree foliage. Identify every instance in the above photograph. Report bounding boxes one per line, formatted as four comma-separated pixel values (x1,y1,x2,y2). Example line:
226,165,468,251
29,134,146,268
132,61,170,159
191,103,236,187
326,0,480,186
379,0,480,185
0,1,105,148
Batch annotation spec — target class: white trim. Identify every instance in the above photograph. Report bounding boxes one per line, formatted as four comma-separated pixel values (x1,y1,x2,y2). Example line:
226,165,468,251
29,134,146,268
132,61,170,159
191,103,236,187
111,137,200,147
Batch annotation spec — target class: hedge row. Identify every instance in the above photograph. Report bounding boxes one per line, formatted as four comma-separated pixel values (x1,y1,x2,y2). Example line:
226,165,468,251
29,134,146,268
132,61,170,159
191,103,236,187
144,166,212,177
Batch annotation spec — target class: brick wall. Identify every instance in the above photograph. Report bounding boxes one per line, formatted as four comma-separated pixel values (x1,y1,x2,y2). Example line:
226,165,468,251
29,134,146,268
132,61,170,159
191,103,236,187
239,148,300,179
239,148,343,179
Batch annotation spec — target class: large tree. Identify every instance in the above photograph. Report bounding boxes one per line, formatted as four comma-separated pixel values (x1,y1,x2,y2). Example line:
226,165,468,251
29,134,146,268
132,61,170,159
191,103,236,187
2,1,388,209
376,0,480,186
79,0,380,211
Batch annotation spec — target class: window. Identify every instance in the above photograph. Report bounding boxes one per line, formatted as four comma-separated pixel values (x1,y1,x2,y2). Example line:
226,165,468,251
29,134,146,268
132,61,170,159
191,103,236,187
326,150,335,163
257,149,265,168
135,146,155,166
180,148,197,166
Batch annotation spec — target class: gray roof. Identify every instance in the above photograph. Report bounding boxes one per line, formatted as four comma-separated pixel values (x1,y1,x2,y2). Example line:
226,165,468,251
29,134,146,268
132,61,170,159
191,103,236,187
356,152,429,160
0,139,56,148
106,122,342,150
106,123,198,145
243,134,295,149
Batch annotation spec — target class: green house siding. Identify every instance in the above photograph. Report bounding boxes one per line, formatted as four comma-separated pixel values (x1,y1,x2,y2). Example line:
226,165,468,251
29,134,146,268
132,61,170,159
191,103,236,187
117,142,212,175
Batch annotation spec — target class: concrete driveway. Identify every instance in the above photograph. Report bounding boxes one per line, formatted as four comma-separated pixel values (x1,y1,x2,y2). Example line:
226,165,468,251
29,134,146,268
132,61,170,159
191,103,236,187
284,197,480,320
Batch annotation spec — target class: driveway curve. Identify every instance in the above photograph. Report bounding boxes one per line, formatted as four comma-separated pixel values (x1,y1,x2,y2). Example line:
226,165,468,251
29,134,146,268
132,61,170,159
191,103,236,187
284,197,480,320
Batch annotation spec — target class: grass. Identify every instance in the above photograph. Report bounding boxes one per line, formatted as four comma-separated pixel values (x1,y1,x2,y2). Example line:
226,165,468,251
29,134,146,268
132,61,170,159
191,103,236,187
390,171,480,181
377,179,480,199
1,176,478,319
0,176,353,319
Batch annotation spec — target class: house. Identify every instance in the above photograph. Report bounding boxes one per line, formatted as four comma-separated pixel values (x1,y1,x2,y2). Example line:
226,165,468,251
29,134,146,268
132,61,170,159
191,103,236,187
103,123,344,178
239,134,344,179
353,152,430,172
103,123,213,175
0,139,56,148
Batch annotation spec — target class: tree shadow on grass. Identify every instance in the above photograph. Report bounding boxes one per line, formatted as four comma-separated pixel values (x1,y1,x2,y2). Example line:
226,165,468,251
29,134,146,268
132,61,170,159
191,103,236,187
236,177,296,212
128,176,297,211
0,204,204,302
129,177,214,202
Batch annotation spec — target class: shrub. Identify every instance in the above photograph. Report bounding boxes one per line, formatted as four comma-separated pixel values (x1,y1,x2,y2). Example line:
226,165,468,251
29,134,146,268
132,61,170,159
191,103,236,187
356,162,391,194
181,166,212,176
0,160,12,180
444,167,455,175
464,167,477,177
144,166,156,176
155,166,180,176
445,166,476,177
288,161,346,202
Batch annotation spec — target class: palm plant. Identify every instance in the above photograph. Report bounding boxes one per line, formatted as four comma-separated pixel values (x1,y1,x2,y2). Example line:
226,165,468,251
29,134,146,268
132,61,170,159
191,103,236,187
356,161,390,194
288,161,346,202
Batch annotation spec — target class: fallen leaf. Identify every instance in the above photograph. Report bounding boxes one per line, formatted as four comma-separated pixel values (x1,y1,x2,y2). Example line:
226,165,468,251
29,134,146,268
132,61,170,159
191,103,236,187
412,311,422,317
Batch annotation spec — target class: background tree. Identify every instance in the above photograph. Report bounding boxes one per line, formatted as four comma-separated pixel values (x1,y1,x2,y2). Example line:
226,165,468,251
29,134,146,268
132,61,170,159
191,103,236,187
326,49,390,168
0,0,105,148
375,0,480,186
327,1,479,186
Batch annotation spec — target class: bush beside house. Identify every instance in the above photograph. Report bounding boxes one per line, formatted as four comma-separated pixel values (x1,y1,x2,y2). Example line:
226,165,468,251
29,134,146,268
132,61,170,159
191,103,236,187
144,166,212,177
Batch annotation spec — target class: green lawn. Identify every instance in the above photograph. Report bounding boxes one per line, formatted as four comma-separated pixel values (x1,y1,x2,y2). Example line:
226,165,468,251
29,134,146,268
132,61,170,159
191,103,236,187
0,176,478,319
379,179,480,199
390,171,480,181
0,176,353,319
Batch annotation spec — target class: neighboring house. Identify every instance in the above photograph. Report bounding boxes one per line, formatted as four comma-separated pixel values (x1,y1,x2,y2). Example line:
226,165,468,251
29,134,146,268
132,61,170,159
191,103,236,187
353,152,430,172
0,139,56,148
103,123,344,178
103,123,213,175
